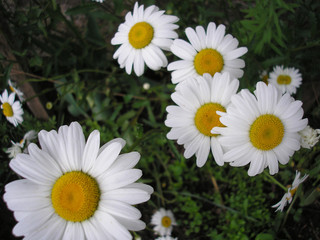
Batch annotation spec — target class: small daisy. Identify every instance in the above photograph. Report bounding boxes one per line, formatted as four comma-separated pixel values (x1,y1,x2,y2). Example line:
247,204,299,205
8,79,25,102
156,236,178,240
4,122,153,239
212,82,308,176
151,208,177,236
268,65,302,95
165,72,239,167
167,22,247,84
5,141,23,158
299,125,320,149
111,2,179,76
0,89,24,127
272,171,308,212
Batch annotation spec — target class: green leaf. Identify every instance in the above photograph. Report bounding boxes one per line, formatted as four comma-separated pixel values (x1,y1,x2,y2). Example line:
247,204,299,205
255,233,274,240
65,3,97,16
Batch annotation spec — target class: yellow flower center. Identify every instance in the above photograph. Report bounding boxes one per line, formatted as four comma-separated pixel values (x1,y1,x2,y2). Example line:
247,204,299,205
249,114,284,151
194,49,224,76
262,75,269,85
286,186,297,200
9,86,16,93
128,22,154,49
161,216,172,228
194,103,226,137
51,171,100,222
2,102,14,117
277,75,291,85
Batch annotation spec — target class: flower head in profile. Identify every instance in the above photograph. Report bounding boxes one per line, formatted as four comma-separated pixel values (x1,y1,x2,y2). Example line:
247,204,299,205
268,65,302,95
0,89,24,127
165,72,239,167
151,208,177,236
4,122,153,239
5,130,38,158
212,82,308,176
299,125,320,149
259,70,269,85
167,22,247,85
111,2,179,76
272,171,308,212
8,79,25,102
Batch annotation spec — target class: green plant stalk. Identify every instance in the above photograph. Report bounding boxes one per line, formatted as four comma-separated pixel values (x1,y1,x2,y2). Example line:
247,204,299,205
279,189,299,233
263,171,287,191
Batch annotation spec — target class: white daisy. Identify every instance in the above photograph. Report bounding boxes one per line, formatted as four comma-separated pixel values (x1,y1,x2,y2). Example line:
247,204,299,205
3,122,153,239
0,89,24,127
111,2,179,76
5,130,37,158
212,82,308,176
8,79,25,102
156,236,178,240
165,72,239,167
167,22,247,85
5,141,23,158
151,208,177,236
272,171,308,212
268,65,302,95
299,125,320,149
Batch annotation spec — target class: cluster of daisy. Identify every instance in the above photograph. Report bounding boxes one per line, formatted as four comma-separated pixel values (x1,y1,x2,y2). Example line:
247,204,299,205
1,80,24,127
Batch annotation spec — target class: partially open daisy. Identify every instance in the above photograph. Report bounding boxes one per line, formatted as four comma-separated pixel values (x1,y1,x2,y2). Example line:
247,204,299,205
6,130,38,158
259,70,269,85
111,2,179,76
272,171,308,212
165,72,239,167
8,79,25,102
5,141,23,159
4,122,153,239
0,89,23,127
268,65,302,95
299,125,320,149
151,208,177,236
167,22,247,84
212,82,308,176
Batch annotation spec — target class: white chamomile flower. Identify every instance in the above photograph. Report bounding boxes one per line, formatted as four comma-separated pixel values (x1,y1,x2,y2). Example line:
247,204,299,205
5,141,23,158
167,22,247,85
151,208,177,236
8,79,25,102
0,89,23,127
156,236,178,240
272,171,308,212
165,72,239,167
5,130,37,158
212,82,308,176
4,122,153,240
268,65,302,95
111,2,179,76
299,125,320,149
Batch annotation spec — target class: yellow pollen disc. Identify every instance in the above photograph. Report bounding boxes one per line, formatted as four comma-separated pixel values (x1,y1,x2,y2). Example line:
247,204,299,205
9,86,15,93
194,48,224,76
2,102,14,117
249,114,284,151
128,22,154,49
277,75,291,85
161,216,172,228
51,171,100,222
194,103,226,137
262,75,269,85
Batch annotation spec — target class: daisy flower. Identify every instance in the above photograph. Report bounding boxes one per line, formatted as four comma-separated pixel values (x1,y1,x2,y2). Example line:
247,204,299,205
268,65,302,95
212,82,308,176
3,122,153,239
156,236,178,240
111,2,179,76
299,125,320,149
5,141,23,159
8,79,25,102
167,22,247,84
151,208,177,236
0,89,24,127
165,72,239,167
272,171,308,212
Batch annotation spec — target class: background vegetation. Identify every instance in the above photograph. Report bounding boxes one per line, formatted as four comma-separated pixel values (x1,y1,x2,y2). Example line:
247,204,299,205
0,0,320,239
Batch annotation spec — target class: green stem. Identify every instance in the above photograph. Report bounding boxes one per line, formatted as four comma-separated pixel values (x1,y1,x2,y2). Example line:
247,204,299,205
279,189,299,233
263,171,287,191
